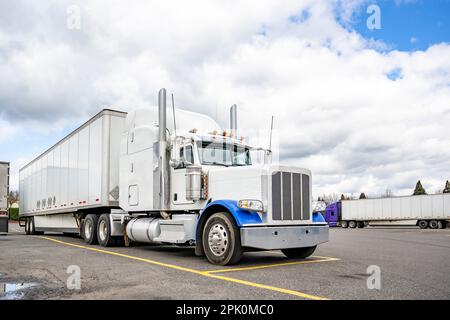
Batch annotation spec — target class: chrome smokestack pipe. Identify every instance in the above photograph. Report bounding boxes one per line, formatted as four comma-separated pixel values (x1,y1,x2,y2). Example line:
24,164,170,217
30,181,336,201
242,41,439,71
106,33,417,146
158,88,167,142
230,104,237,137
156,88,170,213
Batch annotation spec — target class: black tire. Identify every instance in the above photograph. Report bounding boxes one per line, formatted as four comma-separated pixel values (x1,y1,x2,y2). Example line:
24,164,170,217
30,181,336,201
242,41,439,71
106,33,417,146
349,221,357,229
282,246,316,259
97,214,122,247
418,220,428,229
429,220,439,229
341,221,348,228
357,221,365,228
202,212,243,266
82,214,98,245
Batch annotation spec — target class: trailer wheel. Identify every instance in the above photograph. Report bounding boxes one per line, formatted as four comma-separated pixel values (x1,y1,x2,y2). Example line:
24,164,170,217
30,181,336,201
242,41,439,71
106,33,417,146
202,212,243,266
418,220,428,229
340,221,348,228
97,214,120,247
282,246,316,259
357,221,365,228
429,220,439,229
82,214,98,245
349,221,357,229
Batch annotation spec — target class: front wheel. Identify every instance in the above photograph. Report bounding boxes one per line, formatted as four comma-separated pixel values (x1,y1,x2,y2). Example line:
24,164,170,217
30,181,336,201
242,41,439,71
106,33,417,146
202,212,243,266
282,246,316,259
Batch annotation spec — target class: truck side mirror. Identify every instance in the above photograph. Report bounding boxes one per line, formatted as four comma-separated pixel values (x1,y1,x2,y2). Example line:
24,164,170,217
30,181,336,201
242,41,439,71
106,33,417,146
170,159,182,168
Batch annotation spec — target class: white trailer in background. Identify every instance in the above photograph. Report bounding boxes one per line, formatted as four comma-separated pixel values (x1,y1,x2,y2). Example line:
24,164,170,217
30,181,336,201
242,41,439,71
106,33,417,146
19,89,328,265
0,161,9,233
339,194,450,229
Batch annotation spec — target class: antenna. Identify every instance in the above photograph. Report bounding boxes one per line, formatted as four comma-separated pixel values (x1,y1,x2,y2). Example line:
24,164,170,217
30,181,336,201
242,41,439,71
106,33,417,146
269,115,274,151
171,93,177,136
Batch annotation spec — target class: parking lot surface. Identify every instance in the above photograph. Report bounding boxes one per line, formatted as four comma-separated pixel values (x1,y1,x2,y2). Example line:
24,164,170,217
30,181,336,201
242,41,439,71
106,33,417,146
1,222,449,300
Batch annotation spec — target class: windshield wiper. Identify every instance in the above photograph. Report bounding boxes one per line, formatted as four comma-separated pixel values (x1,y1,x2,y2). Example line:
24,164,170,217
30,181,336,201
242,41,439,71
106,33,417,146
202,162,229,167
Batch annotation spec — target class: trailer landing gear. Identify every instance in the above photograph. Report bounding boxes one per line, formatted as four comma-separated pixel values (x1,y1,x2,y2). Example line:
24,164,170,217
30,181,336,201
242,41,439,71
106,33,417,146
25,217,43,235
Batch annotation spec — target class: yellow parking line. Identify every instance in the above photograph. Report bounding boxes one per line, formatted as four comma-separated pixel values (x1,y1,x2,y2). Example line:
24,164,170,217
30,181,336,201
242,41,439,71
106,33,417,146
37,236,329,300
205,257,340,274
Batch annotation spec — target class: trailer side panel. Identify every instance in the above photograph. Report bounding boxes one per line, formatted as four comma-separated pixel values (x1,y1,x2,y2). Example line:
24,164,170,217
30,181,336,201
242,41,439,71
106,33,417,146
19,110,126,217
341,194,450,221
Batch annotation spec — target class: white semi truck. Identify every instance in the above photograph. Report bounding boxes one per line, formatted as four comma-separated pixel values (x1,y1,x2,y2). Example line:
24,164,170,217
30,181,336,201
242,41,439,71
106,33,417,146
0,161,9,233
325,194,450,229
19,89,329,265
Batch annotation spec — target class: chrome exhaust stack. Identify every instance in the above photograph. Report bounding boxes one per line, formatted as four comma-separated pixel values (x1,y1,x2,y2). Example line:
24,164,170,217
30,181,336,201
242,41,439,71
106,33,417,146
230,104,237,137
153,88,170,214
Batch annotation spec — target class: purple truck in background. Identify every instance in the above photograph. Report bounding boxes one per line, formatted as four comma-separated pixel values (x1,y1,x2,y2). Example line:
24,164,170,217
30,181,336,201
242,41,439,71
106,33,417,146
324,202,340,227
324,196,450,229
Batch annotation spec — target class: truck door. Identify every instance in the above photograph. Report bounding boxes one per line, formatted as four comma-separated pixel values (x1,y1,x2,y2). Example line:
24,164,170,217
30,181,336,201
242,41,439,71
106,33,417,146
171,143,195,205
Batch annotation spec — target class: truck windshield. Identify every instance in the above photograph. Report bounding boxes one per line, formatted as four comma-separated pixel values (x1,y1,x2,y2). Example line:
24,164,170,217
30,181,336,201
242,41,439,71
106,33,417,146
198,141,252,166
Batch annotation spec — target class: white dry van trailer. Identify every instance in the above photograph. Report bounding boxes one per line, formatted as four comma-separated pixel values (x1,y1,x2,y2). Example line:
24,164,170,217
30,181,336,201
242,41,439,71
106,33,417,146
0,161,9,233
19,88,329,265
339,194,450,229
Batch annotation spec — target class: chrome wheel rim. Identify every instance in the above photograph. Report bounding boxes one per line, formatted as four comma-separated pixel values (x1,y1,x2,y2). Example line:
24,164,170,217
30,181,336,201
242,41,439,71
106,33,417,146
84,220,92,239
99,220,107,241
208,223,228,256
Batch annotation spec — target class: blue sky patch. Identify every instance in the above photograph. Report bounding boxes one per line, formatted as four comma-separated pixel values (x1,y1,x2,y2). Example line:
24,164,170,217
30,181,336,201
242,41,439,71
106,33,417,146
342,0,450,51
386,67,403,81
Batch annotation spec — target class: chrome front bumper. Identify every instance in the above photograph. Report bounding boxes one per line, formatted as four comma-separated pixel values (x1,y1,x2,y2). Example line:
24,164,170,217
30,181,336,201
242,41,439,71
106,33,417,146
240,224,329,250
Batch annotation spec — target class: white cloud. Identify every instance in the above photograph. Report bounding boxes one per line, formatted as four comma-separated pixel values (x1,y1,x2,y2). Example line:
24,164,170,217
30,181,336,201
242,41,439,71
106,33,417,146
0,0,449,198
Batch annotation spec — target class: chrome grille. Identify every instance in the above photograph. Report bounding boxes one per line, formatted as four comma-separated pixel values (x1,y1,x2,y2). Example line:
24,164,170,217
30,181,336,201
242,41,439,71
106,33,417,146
271,171,310,221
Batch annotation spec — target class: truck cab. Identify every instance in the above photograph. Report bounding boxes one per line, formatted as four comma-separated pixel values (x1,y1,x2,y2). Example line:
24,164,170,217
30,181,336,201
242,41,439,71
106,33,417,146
324,201,341,227
117,89,329,265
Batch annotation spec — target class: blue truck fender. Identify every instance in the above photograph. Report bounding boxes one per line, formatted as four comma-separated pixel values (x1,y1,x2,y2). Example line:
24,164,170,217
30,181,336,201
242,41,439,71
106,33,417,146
193,200,262,256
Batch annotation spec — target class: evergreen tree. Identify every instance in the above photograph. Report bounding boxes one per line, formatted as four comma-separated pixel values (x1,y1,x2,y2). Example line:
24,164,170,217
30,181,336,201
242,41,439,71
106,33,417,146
413,180,427,195
359,192,367,199
340,194,346,201
443,180,450,194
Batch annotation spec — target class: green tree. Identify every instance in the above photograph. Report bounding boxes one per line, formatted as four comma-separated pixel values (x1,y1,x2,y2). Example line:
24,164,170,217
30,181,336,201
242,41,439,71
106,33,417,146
359,192,367,199
340,194,346,201
7,190,19,207
413,180,427,195
443,180,450,194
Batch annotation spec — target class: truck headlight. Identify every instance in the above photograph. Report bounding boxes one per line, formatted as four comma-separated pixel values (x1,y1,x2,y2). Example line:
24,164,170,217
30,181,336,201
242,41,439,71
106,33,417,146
238,200,265,212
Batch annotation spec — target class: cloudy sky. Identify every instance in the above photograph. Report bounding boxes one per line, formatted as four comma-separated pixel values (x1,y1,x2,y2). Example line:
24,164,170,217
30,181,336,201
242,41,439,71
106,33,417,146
0,0,449,198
